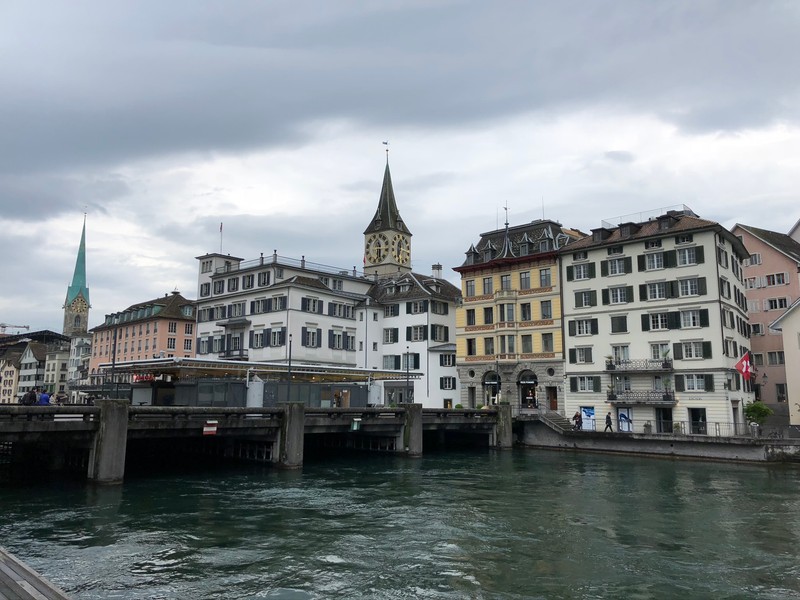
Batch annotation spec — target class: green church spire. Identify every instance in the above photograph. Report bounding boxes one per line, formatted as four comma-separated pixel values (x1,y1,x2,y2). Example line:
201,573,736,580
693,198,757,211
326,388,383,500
64,215,90,307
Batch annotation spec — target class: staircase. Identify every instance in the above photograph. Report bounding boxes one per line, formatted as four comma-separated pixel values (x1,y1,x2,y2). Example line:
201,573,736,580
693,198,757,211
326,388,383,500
538,410,573,434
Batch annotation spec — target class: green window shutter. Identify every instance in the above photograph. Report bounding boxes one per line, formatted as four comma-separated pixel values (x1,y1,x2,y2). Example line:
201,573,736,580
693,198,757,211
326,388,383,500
637,255,646,271
586,348,593,363
665,250,677,268
624,257,633,273
566,266,574,281
704,374,714,391
668,281,679,298
600,261,608,277
406,326,412,341
702,341,712,358
639,284,647,300
394,356,401,370
700,309,709,327
593,377,601,392
668,312,681,330
626,286,634,302
569,349,577,363
673,343,683,359
568,321,576,336
695,246,704,264
675,375,685,392
570,377,578,392
591,319,599,335
641,314,650,331
698,277,707,295
574,292,583,308
406,302,412,314
602,289,609,305
588,263,596,278
590,291,597,306
423,300,429,312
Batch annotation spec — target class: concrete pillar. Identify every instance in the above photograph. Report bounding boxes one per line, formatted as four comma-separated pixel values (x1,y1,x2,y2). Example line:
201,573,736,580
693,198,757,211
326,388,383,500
277,402,304,469
87,398,129,484
402,403,423,457
495,403,513,449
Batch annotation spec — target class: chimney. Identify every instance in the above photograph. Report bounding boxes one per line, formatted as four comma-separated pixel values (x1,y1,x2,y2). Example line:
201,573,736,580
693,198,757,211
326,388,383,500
432,263,443,279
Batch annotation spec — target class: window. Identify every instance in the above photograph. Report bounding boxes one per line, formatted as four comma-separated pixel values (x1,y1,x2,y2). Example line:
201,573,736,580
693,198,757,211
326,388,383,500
440,354,456,367
330,331,343,350
766,273,787,286
573,251,588,261
467,338,476,356
483,277,493,295
521,303,532,321
767,298,788,311
465,280,475,297
575,347,592,363
409,325,427,341
677,247,697,266
675,234,692,244
383,328,399,344
275,268,283,278
258,271,270,286
748,253,762,265
500,274,512,291
201,260,212,273
751,323,764,335
753,353,764,367
229,302,245,317
270,329,285,347
647,282,666,300
650,313,668,330
183,339,192,351
431,301,448,315
609,287,628,304
167,338,176,350
483,307,494,325
646,253,664,270
576,290,593,308
213,281,224,294
679,278,699,296
228,277,239,292
768,351,785,365
521,335,532,353
185,323,193,335
440,377,457,390
776,383,787,402
484,337,495,355
611,315,627,333
576,319,593,335
499,335,515,354
684,374,706,391
242,274,254,289
645,239,662,249
682,341,704,359
519,272,531,290
499,304,515,322
431,325,449,342
384,304,400,317
408,300,427,314
608,258,626,275
540,268,551,287
681,310,701,328
200,283,210,297
577,376,595,392
302,298,321,313
329,303,354,319
650,342,670,360
303,328,319,348
540,300,552,320
573,264,591,280
383,355,398,370
541,333,553,352
612,345,629,362
466,309,476,326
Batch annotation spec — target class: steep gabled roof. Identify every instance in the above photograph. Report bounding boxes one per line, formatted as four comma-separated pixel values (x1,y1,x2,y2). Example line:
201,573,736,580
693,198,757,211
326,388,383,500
363,163,411,236
735,224,800,263
367,271,461,304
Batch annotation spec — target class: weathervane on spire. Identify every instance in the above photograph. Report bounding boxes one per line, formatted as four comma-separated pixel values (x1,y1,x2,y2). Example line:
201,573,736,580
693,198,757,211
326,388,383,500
503,201,510,227
383,140,389,163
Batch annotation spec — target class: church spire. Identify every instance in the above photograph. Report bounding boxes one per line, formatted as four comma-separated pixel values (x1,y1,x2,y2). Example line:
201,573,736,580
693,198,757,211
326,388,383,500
63,215,91,336
363,162,411,236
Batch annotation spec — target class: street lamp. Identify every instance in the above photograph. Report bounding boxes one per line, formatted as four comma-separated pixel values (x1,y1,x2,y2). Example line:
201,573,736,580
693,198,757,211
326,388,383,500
405,345,410,404
287,333,293,402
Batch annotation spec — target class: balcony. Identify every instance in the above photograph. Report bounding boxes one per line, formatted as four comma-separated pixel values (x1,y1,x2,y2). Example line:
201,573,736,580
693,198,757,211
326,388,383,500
495,289,517,300
606,358,672,372
220,349,249,361
606,390,676,406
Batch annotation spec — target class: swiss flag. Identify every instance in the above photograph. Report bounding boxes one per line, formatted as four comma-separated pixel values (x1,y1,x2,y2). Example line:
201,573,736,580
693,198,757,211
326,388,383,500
735,352,752,380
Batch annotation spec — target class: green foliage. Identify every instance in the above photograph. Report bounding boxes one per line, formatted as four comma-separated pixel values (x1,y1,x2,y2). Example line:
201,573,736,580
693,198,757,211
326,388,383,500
476,404,484,410
454,404,463,409
744,401,773,426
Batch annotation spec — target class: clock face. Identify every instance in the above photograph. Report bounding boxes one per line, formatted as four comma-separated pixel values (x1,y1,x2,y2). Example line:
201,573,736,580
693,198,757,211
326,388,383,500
366,233,389,264
73,298,88,313
391,234,410,265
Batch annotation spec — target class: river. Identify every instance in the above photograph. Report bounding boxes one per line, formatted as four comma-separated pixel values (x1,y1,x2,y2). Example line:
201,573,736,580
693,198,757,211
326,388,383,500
1,449,799,599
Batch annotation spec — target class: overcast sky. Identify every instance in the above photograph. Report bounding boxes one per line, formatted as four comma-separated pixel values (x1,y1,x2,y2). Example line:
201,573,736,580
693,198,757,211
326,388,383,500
2,1,799,334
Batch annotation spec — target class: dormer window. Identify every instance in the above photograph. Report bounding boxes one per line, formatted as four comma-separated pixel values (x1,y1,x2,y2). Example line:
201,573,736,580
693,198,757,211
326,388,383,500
645,239,662,249
608,246,623,255
573,251,588,261
539,240,551,252
519,242,529,255
483,249,493,262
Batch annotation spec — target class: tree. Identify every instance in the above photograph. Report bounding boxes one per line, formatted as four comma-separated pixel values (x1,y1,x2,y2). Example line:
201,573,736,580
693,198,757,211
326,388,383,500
744,401,773,426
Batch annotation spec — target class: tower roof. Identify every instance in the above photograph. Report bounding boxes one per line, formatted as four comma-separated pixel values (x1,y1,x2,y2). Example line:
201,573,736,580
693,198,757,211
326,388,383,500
64,216,90,306
363,163,411,236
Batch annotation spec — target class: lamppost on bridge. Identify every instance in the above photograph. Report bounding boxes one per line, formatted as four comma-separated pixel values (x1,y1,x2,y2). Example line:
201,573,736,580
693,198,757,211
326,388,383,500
405,345,410,404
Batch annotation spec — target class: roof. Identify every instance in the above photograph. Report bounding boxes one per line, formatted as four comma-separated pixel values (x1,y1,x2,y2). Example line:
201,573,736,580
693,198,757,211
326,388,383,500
91,291,196,332
367,271,461,304
64,217,91,307
566,211,749,258
769,296,800,331
735,224,800,264
363,163,411,236
455,219,584,271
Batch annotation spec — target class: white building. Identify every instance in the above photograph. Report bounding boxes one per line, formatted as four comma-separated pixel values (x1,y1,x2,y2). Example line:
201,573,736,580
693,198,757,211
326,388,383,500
561,207,753,434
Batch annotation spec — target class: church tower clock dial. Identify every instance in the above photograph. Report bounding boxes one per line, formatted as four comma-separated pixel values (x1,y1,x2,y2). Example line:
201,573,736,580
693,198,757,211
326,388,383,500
365,233,389,264
390,234,410,265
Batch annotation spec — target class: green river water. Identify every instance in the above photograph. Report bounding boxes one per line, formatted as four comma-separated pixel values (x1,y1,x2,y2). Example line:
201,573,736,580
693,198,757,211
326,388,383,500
1,449,799,599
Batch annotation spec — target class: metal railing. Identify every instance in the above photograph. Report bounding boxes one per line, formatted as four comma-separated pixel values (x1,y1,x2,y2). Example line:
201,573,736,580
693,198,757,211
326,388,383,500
579,418,753,437
606,358,672,371
606,390,676,405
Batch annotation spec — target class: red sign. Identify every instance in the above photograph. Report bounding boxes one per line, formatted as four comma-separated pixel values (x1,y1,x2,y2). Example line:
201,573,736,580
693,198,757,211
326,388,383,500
203,420,218,436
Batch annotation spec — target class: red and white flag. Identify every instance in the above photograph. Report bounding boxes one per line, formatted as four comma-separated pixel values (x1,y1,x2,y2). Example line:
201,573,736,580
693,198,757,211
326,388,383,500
735,352,752,380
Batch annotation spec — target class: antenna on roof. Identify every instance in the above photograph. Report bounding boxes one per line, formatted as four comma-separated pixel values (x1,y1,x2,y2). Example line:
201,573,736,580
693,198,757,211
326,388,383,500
542,196,545,220
382,140,389,163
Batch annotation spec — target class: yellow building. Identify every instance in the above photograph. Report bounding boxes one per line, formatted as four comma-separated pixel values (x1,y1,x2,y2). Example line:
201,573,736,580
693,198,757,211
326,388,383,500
453,219,583,410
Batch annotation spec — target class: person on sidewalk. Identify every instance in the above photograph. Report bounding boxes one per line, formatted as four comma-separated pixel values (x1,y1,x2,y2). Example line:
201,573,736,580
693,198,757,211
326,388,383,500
604,412,613,432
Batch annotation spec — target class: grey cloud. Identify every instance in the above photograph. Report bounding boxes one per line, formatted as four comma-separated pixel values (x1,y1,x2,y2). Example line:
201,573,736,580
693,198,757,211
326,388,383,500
604,151,635,163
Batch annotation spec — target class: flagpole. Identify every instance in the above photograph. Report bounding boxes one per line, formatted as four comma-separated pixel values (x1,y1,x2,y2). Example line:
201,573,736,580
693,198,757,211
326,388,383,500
220,222,223,253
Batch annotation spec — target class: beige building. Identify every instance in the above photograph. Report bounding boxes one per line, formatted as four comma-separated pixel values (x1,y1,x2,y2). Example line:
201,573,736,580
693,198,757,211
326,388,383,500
454,219,584,410
769,298,800,427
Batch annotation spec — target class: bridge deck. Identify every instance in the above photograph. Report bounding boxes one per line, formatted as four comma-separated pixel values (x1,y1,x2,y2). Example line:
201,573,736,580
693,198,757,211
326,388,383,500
0,548,70,600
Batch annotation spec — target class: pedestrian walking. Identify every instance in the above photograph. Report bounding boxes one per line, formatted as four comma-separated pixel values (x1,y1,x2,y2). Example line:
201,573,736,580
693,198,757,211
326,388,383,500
604,412,613,432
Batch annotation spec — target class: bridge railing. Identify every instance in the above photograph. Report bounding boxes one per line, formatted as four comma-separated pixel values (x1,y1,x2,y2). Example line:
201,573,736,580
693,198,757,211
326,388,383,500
579,418,754,438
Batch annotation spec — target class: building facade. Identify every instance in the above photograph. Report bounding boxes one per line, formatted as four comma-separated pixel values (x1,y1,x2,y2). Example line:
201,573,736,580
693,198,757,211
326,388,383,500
454,219,584,410
561,208,753,433
769,298,800,427
88,291,197,386
731,224,800,416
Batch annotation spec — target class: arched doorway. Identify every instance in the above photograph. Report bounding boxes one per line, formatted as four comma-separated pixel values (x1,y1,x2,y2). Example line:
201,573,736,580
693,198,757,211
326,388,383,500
518,370,538,408
482,371,501,406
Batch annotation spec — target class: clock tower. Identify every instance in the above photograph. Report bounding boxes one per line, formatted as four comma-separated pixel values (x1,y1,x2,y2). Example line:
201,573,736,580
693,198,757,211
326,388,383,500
363,161,412,277
63,216,91,337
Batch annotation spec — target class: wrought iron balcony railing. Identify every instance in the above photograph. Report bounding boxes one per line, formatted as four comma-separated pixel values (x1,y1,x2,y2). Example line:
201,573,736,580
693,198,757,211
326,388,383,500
606,390,676,405
605,358,672,372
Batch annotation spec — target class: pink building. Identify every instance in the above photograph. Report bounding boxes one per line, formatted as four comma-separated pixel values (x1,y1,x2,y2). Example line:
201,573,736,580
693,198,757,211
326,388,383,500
88,291,196,385
732,224,800,420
